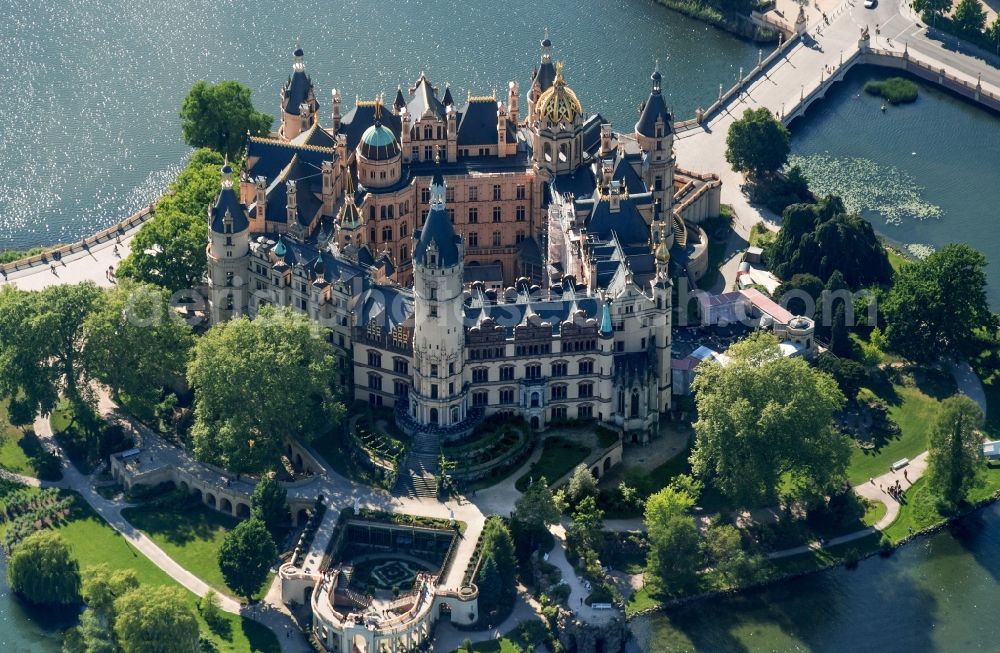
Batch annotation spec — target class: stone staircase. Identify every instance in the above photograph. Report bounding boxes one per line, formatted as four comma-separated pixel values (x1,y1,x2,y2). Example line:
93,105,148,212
393,431,440,499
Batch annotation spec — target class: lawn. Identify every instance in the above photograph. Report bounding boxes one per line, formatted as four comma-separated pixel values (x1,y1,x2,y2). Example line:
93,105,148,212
121,500,273,602
846,371,954,485
0,486,278,652
0,401,61,481
514,436,591,492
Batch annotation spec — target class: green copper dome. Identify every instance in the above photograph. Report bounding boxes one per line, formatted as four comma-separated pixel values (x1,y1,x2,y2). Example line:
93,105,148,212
359,122,401,161
273,240,287,257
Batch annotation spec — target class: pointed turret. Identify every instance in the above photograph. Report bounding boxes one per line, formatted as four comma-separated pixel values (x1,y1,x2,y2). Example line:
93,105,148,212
414,155,459,268
636,61,672,139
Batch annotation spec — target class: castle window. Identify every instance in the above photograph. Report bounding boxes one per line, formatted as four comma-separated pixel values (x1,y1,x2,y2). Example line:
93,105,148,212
411,146,418,159
551,385,567,400
447,208,455,222
468,207,478,224
473,391,489,406
431,364,439,377
515,231,525,244
431,384,439,399
400,244,409,262
468,232,478,248
551,362,567,377
424,146,433,161
578,360,593,375
368,351,382,368
367,373,382,391
493,185,502,201
516,184,526,200
472,368,489,383
525,364,541,380
655,176,663,191
400,222,408,237
578,404,593,419
499,388,515,404
468,186,479,202
430,287,437,300
421,188,430,203
492,207,501,222
446,187,455,203
369,206,376,220
492,231,501,247
516,206,526,222
449,362,455,375
424,125,433,139
394,380,409,398
382,226,393,241
551,405,567,420
225,236,233,246
421,210,428,225
370,228,376,243
429,306,437,317
394,358,409,374
500,366,514,381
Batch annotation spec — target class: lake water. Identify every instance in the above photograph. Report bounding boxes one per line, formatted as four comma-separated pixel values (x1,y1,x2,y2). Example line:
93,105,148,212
0,557,67,652
0,0,763,251
630,502,1000,652
789,64,1000,306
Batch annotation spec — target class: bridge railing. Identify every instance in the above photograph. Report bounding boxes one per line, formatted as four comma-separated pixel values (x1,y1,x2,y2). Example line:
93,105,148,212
864,47,1000,103
0,204,155,277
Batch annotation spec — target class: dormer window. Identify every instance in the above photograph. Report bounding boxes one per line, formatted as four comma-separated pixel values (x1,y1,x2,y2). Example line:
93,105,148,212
429,253,437,266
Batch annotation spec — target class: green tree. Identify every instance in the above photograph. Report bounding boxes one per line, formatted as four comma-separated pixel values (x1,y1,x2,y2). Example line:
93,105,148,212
81,563,140,623
816,353,866,401
113,586,200,653
7,530,81,606
644,484,701,592
566,463,598,502
476,554,503,617
776,273,824,318
691,332,850,508
830,303,852,358
188,306,344,473
479,517,517,613
180,81,272,159
63,608,117,653
118,148,227,293
513,476,563,550
251,474,289,535
702,523,761,585
0,284,101,420
218,517,277,601
84,281,194,417
725,107,790,177
913,0,953,20
769,196,892,288
883,244,997,363
954,0,986,34
926,395,985,512
989,16,1000,53
567,496,604,562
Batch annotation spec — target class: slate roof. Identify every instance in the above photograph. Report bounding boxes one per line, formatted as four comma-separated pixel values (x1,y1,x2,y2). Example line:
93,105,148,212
457,98,500,146
283,70,313,115
413,202,461,267
636,71,672,138
244,137,333,189
339,103,402,152
464,296,602,336
534,61,556,92
210,185,249,234
407,74,446,120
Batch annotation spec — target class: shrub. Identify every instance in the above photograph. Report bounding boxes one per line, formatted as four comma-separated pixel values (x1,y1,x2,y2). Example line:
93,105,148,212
863,77,918,105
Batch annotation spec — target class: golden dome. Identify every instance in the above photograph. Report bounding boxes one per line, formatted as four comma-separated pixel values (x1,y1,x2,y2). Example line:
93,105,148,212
536,62,583,124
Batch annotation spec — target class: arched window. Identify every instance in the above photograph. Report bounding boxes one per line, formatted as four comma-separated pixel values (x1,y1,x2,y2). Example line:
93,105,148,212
630,389,640,418
429,407,439,425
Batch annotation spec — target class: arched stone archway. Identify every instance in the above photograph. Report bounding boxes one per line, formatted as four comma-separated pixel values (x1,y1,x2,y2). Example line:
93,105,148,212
179,481,190,494
530,416,539,429
296,508,309,526
206,493,217,508
220,498,233,514
603,457,612,472
236,503,251,519
193,487,203,503
591,466,600,478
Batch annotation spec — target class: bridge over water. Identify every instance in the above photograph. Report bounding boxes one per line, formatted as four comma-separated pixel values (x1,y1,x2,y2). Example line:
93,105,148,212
672,0,1000,236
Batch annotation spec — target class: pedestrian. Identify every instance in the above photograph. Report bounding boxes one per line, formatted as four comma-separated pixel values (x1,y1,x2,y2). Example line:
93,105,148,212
869,477,875,485
879,483,884,492
904,469,909,481
580,597,583,606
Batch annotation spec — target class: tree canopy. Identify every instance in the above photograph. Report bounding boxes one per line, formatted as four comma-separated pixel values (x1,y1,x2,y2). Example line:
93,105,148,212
690,332,850,508
251,474,289,535
953,0,987,34
725,107,790,177
768,196,892,289
7,530,81,606
513,476,562,533
926,395,985,512
180,81,272,159
883,244,997,363
218,517,277,601
477,517,517,616
188,306,344,473
84,280,194,417
113,586,200,653
0,283,102,419
118,149,225,293
913,0,952,18
644,481,701,593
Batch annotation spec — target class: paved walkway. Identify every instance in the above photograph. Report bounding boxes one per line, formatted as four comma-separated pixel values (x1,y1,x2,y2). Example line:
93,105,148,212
0,228,137,291
546,524,618,625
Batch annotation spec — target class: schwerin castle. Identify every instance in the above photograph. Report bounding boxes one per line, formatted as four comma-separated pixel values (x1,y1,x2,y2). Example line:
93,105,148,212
205,35,725,446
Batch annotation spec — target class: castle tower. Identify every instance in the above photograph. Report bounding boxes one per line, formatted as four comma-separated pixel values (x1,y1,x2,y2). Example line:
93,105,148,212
650,219,673,412
530,62,585,179
331,88,342,132
355,99,402,189
527,31,556,123
410,165,467,429
508,80,520,124
279,41,318,141
635,63,675,211
207,163,251,323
